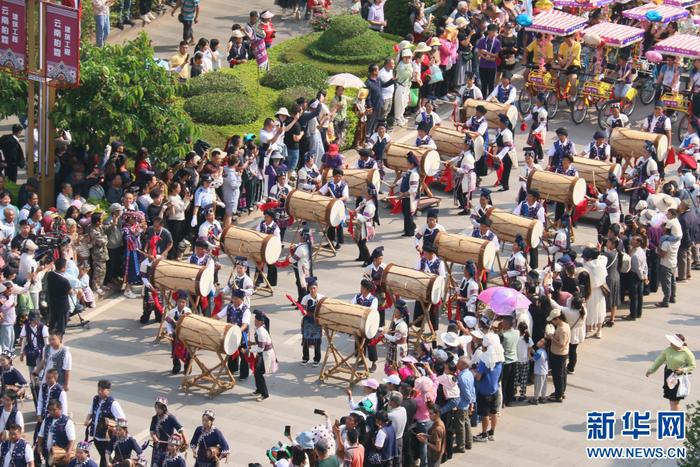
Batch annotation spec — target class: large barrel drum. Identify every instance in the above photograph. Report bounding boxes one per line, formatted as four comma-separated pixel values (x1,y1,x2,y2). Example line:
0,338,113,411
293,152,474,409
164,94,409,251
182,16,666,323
434,232,497,270
381,263,445,305
384,142,441,177
176,314,242,355
461,99,518,127
527,169,586,205
610,127,668,162
429,126,465,157
151,258,215,296
285,189,345,227
573,156,622,192
322,168,380,198
488,208,544,248
220,226,282,265
315,298,380,339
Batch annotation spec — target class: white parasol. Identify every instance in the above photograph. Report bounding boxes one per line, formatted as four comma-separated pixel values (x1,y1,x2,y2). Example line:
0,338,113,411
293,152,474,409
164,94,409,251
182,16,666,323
326,73,366,89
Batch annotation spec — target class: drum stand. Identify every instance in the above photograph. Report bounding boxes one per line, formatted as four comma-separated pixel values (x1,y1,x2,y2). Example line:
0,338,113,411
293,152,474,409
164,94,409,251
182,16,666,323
180,344,236,398
409,301,436,349
155,290,176,343
253,264,275,296
318,329,369,385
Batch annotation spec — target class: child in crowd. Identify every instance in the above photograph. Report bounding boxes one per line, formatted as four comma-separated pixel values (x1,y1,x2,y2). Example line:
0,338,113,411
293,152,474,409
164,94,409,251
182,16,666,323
530,338,549,404
78,263,95,308
516,321,533,401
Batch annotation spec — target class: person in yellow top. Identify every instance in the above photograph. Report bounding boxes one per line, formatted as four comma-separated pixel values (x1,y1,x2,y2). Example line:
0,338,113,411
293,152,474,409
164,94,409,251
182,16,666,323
556,34,582,98
646,334,696,411
170,40,191,82
522,34,554,82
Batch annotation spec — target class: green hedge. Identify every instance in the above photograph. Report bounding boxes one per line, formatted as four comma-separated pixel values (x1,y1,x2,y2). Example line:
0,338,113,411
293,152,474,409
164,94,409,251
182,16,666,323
276,86,318,110
384,0,412,38
180,72,246,97
309,14,396,64
184,92,258,125
260,63,328,90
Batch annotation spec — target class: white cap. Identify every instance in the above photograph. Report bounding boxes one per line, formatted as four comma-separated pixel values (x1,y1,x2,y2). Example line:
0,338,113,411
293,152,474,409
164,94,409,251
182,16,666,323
383,374,401,386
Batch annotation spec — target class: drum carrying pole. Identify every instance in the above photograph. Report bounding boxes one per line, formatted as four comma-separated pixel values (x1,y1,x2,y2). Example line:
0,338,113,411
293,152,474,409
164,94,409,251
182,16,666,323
318,329,370,385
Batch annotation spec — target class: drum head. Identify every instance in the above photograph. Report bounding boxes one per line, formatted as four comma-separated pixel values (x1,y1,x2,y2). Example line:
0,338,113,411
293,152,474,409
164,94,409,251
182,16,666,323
482,240,497,270
570,178,587,206
197,262,215,296
506,105,518,128
223,325,242,355
422,150,442,177
529,220,544,249
263,235,282,265
327,199,345,227
364,309,380,339
656,135,668,162
430,275,445,305
472,135,484,158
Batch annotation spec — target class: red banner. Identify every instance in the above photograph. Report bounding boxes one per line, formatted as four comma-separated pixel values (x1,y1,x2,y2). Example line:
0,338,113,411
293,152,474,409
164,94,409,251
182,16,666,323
0,0,26,74
43,3,80,86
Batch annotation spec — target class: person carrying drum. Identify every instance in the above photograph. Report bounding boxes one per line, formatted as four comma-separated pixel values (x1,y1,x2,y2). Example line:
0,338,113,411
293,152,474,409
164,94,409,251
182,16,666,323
149,397,186,467
297,153,322,192
455,260,479,319
486,72,517,105
446,140,477,215
223,257,254,307
0,423,33,467
507,235,528,286
605,103,629,140
267,171,293,242
287,226,313,304
513,189,545,268
256,210,281,288
37,399,76,467
493,113,516,192
586,131,611,161
190,410,229,466
105,419,144,467
641,102,671,178
85,379,126,467
415,123,437,150
548,127,576,174
414,244,446,339
363,247,388,327
300,277,324,367
461,105,489,179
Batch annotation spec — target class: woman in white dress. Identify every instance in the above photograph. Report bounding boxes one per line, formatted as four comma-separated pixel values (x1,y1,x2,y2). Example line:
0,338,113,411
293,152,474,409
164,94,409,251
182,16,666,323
310,94,329,168
581,247,608,339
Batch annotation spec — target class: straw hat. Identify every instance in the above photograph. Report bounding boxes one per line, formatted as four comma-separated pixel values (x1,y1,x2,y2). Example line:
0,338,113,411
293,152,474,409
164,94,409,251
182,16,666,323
429,37,441,47
415,42,431,53
441,332,460,348
231,30,245,39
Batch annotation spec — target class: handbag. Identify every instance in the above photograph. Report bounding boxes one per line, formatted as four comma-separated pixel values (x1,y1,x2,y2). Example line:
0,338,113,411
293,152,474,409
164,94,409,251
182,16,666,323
409,87,419,107
429,65,444,83
677,373,691,398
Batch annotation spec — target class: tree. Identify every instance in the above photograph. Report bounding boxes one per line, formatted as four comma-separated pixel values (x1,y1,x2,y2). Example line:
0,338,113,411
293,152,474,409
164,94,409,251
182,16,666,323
682,402,700,466
0,73,27,120
51,32,198,167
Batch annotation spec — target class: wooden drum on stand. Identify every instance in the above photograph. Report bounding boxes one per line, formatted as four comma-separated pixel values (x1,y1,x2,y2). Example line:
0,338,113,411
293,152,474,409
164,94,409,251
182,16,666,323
488,208,544,248
151,258,215,296
220,225,282,265
429,126,465,157
461,99,518,127
384,142,441,177
176,314,241,355
381,263,445,305
322,168,380,198
527,169,586,206
434,232,497,270
573,156,622,192
285,189,345,227
610,128,668,162
315,298,380,339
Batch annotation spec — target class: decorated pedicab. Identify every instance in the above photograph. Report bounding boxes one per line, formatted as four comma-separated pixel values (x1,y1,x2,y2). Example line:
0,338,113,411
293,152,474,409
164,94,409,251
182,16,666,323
570,23,645,125
517,9,588,117
653,34,700,143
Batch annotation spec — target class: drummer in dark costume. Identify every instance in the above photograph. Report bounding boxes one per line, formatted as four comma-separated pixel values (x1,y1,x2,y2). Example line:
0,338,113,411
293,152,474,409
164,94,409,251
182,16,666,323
462,105,489,178
471,216,500,250
382,299,409,371
297,153,322,192
190,410,229,467
447,141,477,215
507,235,528,286
626,141,660,214
605,102,629,140
552,154,578,224
518,148,543,204
268,171,292,241
105,419,143,466
547,127,576,174
368,123,391,180
455,260,479,319
415,123,437,150
149,396,186,467
162,435,186,467
84,379,126,467
256,210,281,287
188,238,215,317
487,72,517,105
363,247,388,327
215,289,250,379
351,279,379,372
0,424,33,467
164,291,191,375
138,253,161,324
319,168,349,250
596,174,621,239
19,311,48,404
414,244,446,339
493,113,516,192
642,102,671,177
414,209,446,254
397,153,421,237
586,130,611,161
513,189,545,268
35,369,67,433
352,184,378,267
300,277,324,367
522,93,548,162
67,441,96,467
355,148,378,170
0,351,27,396
454,72,483,108
223,257,254,307
470,188,493,228
0,391,24,433
288,226,313,303
37,399,76,467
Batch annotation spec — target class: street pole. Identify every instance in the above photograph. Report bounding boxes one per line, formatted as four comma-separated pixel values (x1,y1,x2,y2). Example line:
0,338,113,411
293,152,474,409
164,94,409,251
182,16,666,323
25,0,36,181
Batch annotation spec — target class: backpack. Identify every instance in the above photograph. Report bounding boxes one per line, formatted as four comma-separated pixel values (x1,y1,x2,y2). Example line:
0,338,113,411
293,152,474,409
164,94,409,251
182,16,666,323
619,251,632,273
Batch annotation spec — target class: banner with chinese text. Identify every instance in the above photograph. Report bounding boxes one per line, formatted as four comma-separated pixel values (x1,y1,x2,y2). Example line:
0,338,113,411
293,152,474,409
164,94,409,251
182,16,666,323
0,0,26,74
43,3,80,86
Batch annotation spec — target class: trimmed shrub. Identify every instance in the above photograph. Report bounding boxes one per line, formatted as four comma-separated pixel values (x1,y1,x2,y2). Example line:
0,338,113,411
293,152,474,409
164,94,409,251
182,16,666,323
184,92,259,125
181,72,246,97
276,86,318,110
260,63,328,90
310,14,396,64
384,0,413,38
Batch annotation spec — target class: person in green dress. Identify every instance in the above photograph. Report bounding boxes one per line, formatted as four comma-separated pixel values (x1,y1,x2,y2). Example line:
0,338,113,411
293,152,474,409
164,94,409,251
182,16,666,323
646,334,696,411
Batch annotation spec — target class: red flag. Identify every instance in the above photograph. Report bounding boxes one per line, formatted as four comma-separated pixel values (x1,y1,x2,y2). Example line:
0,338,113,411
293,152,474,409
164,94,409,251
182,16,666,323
285,294,307,316
257,200,280,211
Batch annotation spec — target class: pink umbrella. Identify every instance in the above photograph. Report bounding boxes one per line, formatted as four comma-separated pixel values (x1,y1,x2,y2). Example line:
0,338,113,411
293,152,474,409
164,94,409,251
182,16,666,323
478,287,532,315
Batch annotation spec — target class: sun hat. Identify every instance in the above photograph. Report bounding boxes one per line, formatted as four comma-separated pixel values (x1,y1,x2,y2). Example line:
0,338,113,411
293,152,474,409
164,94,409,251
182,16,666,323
547,309,561,321
276,107,290,117
470,329,484,339
441,331,460,348
383,374,401,386
360,378,379,390
401,355,418,364
231,30,245,39
666,334,684,348
415,42,431,53
401,48,413,58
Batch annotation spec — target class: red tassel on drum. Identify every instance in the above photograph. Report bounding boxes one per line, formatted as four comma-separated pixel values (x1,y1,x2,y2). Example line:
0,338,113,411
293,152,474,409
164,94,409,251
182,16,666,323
275,257,292,268
446,296,453,322
257,200,280,212
439,169,454,192
572,200,589,223
424,176,434,185
347,211,356,238
213,293,224,315
390,198,402,214
665,147,676,166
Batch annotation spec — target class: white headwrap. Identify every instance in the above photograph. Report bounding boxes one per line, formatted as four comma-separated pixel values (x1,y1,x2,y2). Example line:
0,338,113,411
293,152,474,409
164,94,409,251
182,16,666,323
479,333,505,370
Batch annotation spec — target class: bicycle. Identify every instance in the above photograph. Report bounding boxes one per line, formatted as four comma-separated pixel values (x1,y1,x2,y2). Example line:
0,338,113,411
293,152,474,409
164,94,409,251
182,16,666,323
660,90,691,144
632,58,657,106
594,82,638,130
517,65,573,119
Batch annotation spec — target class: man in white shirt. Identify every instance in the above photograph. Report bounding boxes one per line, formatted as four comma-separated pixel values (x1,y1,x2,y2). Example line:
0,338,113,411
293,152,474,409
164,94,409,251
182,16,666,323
35,369,68,425
55,184,73,216
84,379,126,465
0,424,33,467
379,58,396,124
37,399,75,463
642,102,672,151
34,333,72,390
387,391,407,463
487,73,517,105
